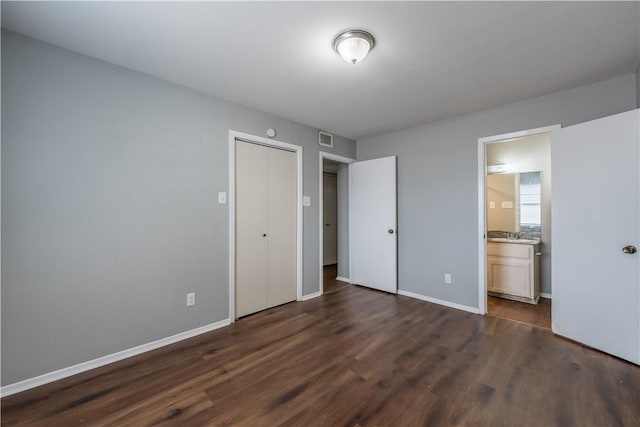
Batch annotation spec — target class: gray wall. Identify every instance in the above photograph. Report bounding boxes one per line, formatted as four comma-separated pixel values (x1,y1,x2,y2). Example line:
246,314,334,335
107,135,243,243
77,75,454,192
337,163,349,278
636,65,640,107
487,134,552,295
1,31,356,385
357,73,636,309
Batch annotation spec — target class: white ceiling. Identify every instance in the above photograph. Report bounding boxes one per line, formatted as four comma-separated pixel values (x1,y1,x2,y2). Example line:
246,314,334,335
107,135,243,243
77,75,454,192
2,2,639,140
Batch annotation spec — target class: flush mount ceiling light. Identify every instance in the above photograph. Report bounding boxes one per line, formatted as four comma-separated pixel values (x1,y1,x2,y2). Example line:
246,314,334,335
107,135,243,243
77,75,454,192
333,29,376,65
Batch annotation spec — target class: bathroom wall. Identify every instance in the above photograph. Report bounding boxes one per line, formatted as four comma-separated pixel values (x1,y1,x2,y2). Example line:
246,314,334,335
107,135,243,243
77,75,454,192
486,174,519,232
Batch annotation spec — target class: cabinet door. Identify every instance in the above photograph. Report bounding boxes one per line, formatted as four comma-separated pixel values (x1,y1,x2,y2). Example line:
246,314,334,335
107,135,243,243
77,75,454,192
267,147,297,308
235,141,269,317
488,256,532,298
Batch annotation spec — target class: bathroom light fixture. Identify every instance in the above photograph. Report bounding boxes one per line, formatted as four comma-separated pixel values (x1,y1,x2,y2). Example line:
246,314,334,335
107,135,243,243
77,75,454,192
487,164,507,174
333,29,375,64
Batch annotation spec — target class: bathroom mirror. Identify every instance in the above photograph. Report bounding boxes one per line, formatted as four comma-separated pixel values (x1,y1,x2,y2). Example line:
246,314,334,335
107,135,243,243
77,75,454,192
487,171,541,234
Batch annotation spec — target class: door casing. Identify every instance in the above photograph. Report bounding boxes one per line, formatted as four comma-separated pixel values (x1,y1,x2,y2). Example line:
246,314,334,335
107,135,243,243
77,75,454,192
318,152,355,295
477,124,560,315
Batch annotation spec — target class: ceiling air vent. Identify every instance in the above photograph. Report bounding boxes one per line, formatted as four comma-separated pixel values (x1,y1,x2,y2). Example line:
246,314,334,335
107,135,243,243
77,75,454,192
319,131,334,148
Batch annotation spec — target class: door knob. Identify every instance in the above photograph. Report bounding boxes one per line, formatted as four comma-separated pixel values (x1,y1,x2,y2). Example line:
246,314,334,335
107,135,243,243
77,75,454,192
622,245,637,254
388,229,394,234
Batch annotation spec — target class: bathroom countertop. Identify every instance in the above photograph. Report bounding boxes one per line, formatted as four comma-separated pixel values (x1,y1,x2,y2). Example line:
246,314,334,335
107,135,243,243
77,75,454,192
488,237,540,245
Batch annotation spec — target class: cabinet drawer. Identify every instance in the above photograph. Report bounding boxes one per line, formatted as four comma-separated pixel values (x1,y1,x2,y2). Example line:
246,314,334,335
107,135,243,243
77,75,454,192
487,242,531,259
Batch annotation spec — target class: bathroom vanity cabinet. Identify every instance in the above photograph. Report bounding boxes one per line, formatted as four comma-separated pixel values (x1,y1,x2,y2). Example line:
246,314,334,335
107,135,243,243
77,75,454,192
487,240,540,304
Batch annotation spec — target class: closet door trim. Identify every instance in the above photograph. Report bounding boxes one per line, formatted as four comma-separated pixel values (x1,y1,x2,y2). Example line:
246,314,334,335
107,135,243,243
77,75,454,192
228,130,303,322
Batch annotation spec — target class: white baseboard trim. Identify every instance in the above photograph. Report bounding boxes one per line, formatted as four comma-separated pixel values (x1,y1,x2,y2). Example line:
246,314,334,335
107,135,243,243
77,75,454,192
335,276,351,283
540,292,552,299
301,291,321,301
0,318,231,398
398,290,480,314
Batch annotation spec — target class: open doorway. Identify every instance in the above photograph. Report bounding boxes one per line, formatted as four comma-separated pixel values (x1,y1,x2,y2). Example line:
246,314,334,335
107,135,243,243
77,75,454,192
478,126,558,329
319,152,355,294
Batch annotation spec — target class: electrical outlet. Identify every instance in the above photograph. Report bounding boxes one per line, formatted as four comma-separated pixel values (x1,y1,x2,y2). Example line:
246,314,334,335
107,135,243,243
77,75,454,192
186,292,195,307
444,274,452,284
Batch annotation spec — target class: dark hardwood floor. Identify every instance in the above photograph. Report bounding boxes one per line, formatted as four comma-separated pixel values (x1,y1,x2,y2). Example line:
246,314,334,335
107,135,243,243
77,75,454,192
323,264,348,294
3,283,639,426
487,295,552,329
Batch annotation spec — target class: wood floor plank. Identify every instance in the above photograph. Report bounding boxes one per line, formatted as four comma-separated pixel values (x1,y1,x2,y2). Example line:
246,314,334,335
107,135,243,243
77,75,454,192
3,278,640,426
488,295,551,329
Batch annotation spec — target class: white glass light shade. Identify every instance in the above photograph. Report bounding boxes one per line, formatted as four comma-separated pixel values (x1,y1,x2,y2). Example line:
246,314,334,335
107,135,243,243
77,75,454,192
333,30,375,65
337,37,371,64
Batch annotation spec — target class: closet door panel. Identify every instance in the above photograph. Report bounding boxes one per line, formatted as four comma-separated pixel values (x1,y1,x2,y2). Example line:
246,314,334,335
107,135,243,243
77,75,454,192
235,141,269,317
267,147,297,308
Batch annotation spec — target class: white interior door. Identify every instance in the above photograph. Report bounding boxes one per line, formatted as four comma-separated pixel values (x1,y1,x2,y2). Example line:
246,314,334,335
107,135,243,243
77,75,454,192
552,109,639,364
323,173,338,265
349,156,397,293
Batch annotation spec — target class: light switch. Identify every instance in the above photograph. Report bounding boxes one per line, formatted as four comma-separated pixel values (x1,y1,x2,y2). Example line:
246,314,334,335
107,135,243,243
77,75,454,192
502,201,514,209
218,192,227,204
489,201,496,209
303,196,311,207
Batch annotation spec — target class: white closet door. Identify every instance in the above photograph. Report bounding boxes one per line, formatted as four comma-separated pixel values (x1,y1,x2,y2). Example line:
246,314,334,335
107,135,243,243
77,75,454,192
235,141,269,317
267,147,297,308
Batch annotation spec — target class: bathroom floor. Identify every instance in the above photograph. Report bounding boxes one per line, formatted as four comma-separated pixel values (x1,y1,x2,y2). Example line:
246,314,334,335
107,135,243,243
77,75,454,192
487,296,551,329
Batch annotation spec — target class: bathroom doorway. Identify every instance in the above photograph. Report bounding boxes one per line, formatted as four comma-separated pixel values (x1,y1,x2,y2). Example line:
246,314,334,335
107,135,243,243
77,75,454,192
478,126,558,329
319,152,355,294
